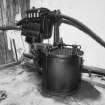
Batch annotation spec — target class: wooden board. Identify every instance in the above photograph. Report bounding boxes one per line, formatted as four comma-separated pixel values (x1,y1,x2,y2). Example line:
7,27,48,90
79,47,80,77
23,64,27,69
0,0,30,65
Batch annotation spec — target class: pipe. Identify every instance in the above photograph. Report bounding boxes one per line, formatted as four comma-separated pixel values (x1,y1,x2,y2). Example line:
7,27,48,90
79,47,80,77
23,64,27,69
82,65,105,76
60,15,105,48
23,53,33,59
0,26,21,30
12,39,18,62
53,22,60,45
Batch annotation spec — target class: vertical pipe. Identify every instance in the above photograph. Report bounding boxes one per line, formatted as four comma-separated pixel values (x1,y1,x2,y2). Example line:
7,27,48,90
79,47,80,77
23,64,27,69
12,39,18,62
53,22,60,45
53,10,61,45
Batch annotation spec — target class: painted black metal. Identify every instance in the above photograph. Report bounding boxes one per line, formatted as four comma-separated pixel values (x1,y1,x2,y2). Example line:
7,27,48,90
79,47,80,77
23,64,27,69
41,47,83,94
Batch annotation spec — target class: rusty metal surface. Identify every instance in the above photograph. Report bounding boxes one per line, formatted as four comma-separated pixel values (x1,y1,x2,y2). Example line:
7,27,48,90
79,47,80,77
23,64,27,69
0,63,105,105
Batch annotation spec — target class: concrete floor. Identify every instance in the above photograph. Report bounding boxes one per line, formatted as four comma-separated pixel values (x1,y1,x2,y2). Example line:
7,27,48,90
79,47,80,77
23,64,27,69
0,63,105,105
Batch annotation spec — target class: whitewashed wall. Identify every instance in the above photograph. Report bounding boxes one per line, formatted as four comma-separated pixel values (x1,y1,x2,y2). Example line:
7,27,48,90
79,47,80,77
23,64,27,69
30,0,105,68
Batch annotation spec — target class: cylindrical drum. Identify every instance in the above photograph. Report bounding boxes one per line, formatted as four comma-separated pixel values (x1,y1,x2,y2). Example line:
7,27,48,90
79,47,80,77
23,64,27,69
41,47,83,95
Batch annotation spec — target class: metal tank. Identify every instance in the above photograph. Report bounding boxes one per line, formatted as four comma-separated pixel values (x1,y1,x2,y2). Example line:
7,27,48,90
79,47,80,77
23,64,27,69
41,44,83,95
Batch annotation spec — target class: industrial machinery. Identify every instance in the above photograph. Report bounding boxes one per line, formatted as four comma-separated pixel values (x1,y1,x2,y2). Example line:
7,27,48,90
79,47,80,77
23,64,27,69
16,7,105,95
